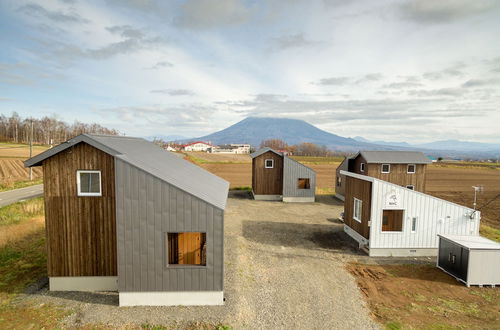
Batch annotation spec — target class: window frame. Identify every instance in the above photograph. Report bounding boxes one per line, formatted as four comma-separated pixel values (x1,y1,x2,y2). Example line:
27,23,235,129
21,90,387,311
353,198,362,223
76,170,102,197
264,159,274,169
406,185,414,190
411,217,417,233
381,209,405,233
407,164,416,174
297,178,311,189
360,163,365,172
381,164,390,173
165,232,207,268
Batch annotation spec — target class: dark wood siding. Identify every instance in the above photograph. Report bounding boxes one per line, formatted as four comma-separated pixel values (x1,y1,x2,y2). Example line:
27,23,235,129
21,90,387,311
335,158,349,197
351,155,368,175
367,163,426,192
344,176,371,239
252,151,283,195
43,142,116,277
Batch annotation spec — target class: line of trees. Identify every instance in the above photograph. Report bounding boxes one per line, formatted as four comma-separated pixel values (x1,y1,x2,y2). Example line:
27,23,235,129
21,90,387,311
260,138,346,157
0,112,119,145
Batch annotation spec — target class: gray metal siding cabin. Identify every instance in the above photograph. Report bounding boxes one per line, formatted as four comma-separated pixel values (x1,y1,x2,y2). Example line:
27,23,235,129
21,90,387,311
24,134,229,306
282,156,316,202
115,159,224,293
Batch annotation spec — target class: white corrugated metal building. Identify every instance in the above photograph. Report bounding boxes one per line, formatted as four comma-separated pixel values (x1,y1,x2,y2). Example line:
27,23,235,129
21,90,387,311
341,170,480,257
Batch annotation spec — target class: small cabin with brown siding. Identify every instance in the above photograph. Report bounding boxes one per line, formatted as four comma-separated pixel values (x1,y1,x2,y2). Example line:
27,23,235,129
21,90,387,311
251,148,316,202
25,134,229,306
335,151,431,200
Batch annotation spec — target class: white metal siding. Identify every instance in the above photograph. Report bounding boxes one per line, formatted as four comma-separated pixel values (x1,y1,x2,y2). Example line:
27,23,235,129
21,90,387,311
369,180,480,249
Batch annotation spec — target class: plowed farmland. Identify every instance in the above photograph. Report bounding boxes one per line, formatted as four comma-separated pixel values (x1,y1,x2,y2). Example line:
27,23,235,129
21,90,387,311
0,143,48,184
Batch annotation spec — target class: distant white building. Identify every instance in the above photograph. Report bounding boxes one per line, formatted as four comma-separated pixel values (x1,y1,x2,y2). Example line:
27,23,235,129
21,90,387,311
212,144,250,154
182,141,214,152
165,145,178,152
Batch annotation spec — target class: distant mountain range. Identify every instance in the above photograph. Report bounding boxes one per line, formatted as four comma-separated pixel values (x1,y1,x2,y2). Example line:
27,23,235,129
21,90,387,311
161,117,499,159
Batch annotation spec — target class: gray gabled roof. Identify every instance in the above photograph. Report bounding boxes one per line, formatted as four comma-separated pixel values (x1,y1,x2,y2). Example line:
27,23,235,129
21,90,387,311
250,147,283,158
357,150,432,164
25,134,229,210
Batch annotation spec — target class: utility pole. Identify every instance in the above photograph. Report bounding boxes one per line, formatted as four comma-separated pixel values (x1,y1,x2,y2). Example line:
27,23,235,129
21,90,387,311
29,119,33,181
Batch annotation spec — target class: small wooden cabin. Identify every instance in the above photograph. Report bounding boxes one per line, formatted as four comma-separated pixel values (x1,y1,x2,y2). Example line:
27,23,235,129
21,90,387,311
341,170,480,257
25,134,229,306
250,148,316,202
336,151,431,200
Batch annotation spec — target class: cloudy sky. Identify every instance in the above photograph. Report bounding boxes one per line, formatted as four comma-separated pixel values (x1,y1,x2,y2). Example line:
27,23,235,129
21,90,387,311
1,0,499,143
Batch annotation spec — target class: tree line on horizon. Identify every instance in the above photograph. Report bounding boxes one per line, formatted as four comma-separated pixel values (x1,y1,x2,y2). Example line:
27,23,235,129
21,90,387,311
0,112,119,145
260,138,348,157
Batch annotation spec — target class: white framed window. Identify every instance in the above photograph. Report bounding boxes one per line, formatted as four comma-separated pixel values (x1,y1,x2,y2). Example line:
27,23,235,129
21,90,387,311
360,163,365,172
411,217,418,233
381,164,390,173
407,164,416,174
337,176,341,187
265,159,274,168
353,198,362,223
77,170,102,196
406,185,414,190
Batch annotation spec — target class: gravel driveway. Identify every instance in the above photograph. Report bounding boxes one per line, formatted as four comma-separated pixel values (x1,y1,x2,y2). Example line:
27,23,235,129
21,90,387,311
21,193,379,329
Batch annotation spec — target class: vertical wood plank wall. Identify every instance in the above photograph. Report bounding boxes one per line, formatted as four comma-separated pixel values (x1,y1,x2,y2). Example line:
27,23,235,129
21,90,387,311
43,142,117,276
350,155,427,192
115,159,224,292
335,158,349,197
367,164,426,192
252,151,283,195
344,176,372,239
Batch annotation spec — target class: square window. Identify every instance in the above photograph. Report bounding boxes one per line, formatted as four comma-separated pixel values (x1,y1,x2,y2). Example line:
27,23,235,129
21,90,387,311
297,178,310,189
406,185,414,190
353,198,362,223
407,164,416,173
167,232,206,266
360,163,365,172
381,164,390,173
265,159,274,168
382,210,403,232
77,170,101,196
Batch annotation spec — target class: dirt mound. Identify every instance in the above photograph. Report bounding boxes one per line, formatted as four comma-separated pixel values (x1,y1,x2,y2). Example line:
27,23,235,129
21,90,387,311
347,263,500,328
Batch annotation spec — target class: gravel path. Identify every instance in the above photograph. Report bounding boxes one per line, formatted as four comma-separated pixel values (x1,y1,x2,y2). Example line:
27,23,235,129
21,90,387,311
21,193,379,329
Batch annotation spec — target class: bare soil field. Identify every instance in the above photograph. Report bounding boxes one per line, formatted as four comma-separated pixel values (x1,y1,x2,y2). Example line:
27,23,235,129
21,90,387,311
348,263,500,329
426,166,500,229
186,152,251,163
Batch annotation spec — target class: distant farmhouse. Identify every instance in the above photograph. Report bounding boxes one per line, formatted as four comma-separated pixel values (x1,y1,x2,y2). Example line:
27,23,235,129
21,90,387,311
181,141,250,154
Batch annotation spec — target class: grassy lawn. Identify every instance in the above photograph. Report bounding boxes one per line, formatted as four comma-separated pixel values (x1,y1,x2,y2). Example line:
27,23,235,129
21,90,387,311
0,198,69,329
0,178,43,192
348,263,500,329
480,224,500,242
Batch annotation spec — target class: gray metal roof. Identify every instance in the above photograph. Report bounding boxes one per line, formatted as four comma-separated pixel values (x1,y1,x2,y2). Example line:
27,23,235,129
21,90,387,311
250,147,283,158
439,234,500,250
358,151,432,164
25,134,229,210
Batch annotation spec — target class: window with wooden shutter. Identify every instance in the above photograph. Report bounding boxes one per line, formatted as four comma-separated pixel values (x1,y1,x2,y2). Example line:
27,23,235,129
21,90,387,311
167,232,206,266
